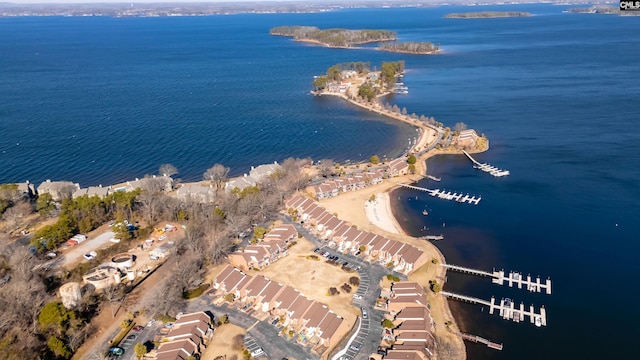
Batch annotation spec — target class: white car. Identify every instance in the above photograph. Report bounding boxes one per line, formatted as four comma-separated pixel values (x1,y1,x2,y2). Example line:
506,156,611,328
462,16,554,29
353,294,363,300
109,238,121,243
83,251,97,260
159,235,168,241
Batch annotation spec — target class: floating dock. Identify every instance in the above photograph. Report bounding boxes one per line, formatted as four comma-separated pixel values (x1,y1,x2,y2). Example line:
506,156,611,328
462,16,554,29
399,184,481,205
463,150,510,177
441,264,551,295
441,291,547,327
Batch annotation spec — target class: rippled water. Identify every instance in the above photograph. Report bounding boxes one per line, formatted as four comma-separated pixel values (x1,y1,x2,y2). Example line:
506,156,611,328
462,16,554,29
2,4,639,359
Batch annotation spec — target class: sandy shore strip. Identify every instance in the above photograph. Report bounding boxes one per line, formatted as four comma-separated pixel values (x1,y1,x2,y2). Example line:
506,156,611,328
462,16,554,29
364,192,404,235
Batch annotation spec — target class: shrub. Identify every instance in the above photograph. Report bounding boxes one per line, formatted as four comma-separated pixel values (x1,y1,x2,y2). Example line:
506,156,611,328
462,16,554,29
328,287,340,296
340,283,352,293
183,283,210,299
349,276,360,286
382,319,395,329
224,293,236,303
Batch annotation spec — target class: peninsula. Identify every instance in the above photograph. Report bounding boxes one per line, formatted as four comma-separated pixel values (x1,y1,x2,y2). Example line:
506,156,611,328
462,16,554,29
310,61,489,359
445,11,532,18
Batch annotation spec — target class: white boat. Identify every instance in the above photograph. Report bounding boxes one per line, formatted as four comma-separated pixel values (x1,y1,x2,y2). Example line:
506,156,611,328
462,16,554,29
535,316,542,327
422,209,429,216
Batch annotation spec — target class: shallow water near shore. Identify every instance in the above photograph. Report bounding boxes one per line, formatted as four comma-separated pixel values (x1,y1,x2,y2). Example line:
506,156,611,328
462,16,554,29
2,4,640,359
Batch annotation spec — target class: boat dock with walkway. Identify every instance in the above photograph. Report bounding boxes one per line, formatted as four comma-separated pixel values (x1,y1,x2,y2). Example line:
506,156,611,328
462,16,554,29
462,150,510,177
441,263,552,294
440,291,547,327
399,183,481,205
457,332,503,351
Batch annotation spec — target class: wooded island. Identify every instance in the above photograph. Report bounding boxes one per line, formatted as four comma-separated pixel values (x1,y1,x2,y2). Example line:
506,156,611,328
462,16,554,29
270,26,396,47
379,41,440,55
445,11,531,18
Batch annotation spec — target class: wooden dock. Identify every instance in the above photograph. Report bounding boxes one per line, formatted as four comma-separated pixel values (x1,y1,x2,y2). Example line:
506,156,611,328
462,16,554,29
418,234,444,241
441,291,547,327
399,183,481,205
441,264,552,295
462,150,510,177
458,332,503,351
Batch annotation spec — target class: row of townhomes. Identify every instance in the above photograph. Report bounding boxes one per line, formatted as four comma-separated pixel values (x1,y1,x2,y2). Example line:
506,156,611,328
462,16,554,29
146,311,215,360
212,265,350,356
306,169,386,200
32,175,175,202
306,156,410,201
175,161,284,202
228,224,298,271
286,195,428,274
379,282,437,360
225,161,282,191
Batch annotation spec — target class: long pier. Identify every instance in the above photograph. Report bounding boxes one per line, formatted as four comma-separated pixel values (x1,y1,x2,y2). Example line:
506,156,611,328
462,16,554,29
441,264,552,295
418,234,444,241
399,184,481,205
458,332,503,351
462,150,510,177
441,291,547,327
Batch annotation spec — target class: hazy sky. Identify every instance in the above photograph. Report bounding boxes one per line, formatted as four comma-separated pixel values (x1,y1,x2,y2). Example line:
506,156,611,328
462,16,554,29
5,0,365,3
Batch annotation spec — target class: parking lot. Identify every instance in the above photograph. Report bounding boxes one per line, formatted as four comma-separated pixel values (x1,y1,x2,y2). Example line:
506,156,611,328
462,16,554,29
244,335,266,358
287,217,403,360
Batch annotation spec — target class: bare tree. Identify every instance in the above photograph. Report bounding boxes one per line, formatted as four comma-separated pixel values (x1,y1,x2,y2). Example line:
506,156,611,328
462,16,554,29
137,176,168,224
203,164,230,192
454,122,468,132
318,159,334,177
159,163,178,177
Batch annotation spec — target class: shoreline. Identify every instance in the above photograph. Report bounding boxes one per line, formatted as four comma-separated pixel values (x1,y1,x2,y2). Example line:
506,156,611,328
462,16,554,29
315,78,488,358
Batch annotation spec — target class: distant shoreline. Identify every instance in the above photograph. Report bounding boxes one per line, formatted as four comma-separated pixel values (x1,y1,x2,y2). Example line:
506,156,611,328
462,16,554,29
445,11,532,18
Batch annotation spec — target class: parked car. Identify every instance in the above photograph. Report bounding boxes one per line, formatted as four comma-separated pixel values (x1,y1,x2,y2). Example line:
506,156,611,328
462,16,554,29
83,251,97,260
108,347,124,356
109,238,121,243
146,319,155,327
132,326,144,332
349,344,360,351
159,235,168,241
361,307,368,319
126,334,137,340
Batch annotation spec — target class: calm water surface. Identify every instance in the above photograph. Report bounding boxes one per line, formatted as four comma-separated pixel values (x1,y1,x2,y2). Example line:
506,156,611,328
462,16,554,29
1,4,639,359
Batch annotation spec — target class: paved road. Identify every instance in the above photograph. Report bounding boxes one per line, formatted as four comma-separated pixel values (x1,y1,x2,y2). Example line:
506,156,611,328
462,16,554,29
60,230,115,268
119,322,163,360
187,297,317,360
282,216,406,360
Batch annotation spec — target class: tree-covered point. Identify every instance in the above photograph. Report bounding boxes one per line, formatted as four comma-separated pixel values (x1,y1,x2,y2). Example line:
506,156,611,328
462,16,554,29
380,60,405,88
270,26,397,47
379,41,440,54
444,11,531,18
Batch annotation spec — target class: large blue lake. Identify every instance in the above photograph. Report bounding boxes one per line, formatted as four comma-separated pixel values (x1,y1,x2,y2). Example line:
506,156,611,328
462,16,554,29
2,4,639,359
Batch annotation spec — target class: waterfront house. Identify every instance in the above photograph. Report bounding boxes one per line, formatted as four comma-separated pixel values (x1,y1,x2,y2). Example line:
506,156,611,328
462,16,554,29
176,184,214,203
456,129,479,148
37,179,80,201
73,185,111,199
225,174,257,192
249,162,281,182
124,175,173,193
388,157,409,177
